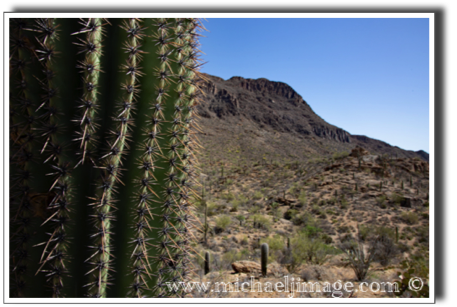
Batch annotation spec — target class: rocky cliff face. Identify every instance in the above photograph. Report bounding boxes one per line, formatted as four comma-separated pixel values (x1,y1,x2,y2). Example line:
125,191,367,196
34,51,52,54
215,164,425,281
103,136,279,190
198,74,351,143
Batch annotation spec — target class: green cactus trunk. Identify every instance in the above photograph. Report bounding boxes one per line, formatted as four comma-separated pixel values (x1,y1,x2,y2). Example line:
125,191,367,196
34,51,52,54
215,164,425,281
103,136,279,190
9,17,204,298
204,251,210,275
260,243,268,277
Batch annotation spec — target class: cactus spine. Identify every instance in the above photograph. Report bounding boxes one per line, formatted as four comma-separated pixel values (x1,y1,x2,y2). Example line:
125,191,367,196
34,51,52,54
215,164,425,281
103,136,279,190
9,17,204,298
261,243,268,277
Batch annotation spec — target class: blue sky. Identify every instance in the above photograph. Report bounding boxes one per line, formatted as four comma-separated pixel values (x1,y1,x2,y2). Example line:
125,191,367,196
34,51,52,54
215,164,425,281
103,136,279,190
198,18,430,153
3,12,434,153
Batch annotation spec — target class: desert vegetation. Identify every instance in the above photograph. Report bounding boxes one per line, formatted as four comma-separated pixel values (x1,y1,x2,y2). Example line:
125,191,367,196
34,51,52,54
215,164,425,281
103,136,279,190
191,148,430,298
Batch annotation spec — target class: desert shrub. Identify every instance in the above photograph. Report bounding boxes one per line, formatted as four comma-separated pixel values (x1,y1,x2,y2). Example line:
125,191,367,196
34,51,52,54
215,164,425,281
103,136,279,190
337,225,351,234
326,209,336,215
310,204,324,215
292,231,332,266
287,182,300,197
340,196,349,209
215,203,228,214
222,250,244,267
240,235,249,246
401,211,419,224
240,248,250,258
328,196,338,205
339,238,379,281
397,242,410,253
253,190,263,200
373,227,399,266
221,191,235,201
269,201,280,210
252,214,272,230
395,257,430,298
376,195,387,207
391,192,404,206
406,254,429,279
298,190,307,206
230,203,239,212
235,215,245,226
281,229,334,273
374,226,394,237
320,233,333,244
206,201,218,216
357,224,371,241
332,151,349,160
261,234,285,252
270,207,282,222
283,208,298,220
291,212,308,226
248,204,262,215
215,215,232,233
302,225,322,239
292,212,318,229
235,194,249,207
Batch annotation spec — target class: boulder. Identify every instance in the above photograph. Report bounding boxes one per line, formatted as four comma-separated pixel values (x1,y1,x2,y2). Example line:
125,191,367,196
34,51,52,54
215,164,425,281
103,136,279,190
231,261,288,276
231,261,261,274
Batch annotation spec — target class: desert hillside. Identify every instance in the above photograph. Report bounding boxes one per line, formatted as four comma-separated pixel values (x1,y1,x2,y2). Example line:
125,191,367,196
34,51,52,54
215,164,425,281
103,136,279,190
196,73,428,165
187,74,430,299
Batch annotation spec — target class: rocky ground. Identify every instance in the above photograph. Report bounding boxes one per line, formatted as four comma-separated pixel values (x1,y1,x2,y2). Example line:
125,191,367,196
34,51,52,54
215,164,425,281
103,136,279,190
187,147,430,299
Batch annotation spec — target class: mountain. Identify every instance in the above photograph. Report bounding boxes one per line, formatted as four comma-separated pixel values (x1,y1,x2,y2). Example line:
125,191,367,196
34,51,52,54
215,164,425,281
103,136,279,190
189,74,430,297
195,73,428,164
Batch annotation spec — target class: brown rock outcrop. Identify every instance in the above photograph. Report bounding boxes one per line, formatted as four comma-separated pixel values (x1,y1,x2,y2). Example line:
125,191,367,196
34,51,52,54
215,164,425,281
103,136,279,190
231,261,261,274
231,261,288,276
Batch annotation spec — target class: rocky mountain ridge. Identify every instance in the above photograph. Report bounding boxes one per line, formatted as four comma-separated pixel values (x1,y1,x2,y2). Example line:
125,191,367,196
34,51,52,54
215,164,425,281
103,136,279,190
196,73,428,163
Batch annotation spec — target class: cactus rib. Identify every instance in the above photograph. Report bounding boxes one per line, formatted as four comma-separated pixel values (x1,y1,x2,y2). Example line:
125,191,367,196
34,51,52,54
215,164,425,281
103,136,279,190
9,17,204,298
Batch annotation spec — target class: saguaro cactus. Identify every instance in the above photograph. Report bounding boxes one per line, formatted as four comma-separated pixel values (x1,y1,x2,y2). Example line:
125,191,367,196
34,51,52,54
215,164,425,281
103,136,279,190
204,251,210,275
9,17,204,298
261,243,268,277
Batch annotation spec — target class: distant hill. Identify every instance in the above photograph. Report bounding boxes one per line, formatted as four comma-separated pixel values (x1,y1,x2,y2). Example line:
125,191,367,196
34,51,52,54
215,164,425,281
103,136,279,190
195,73,428,163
